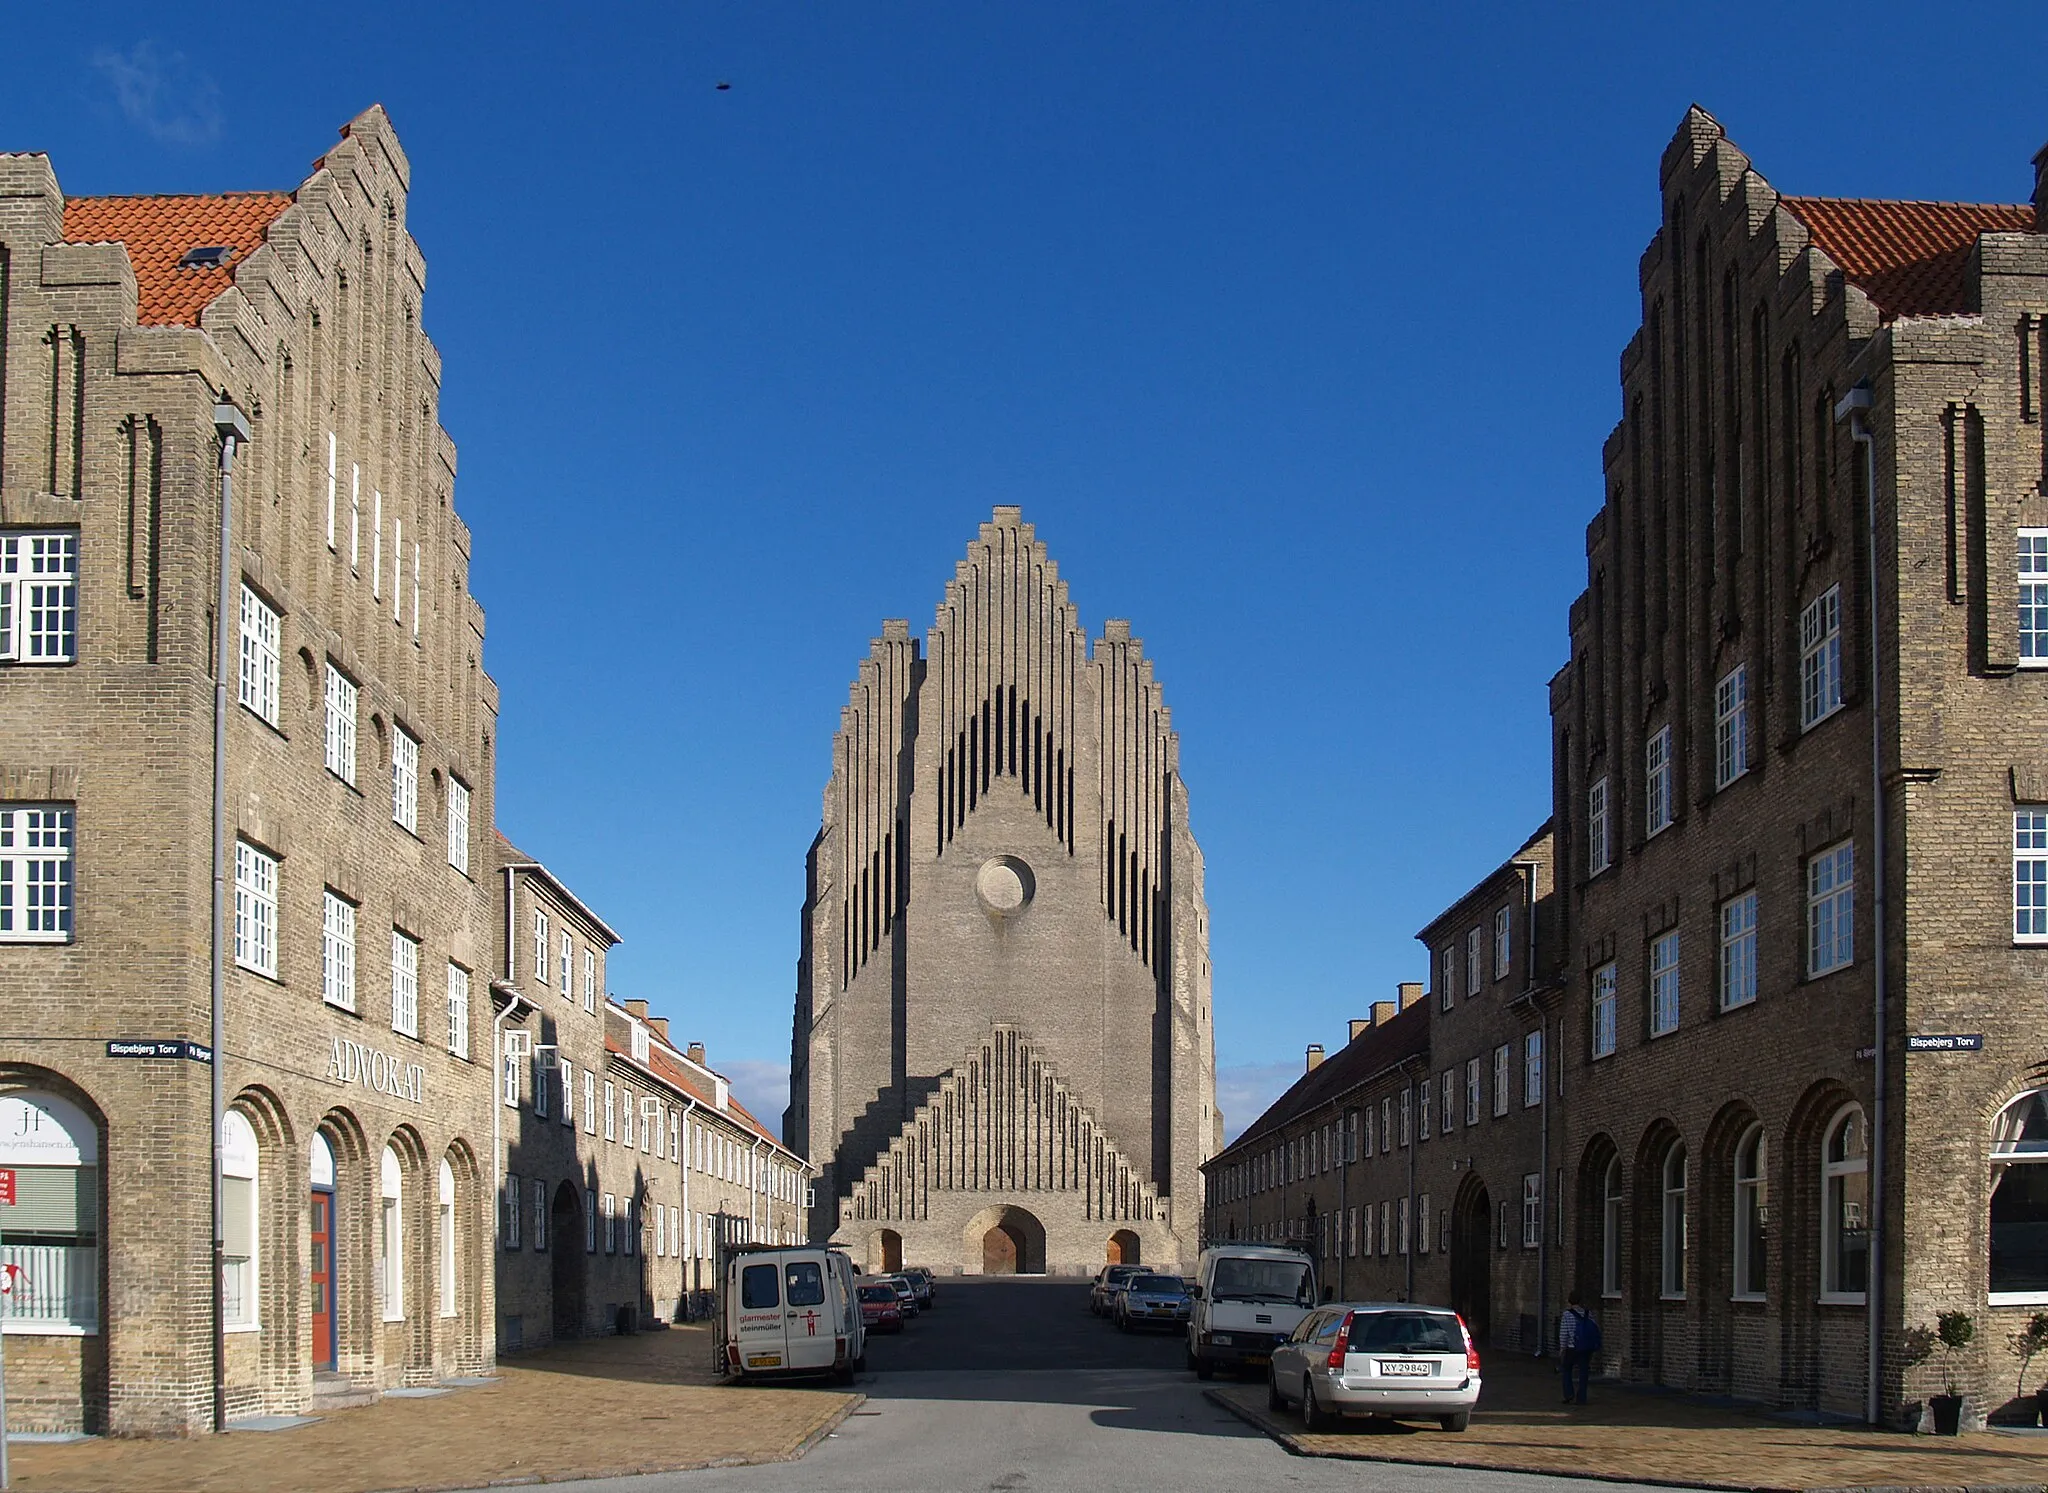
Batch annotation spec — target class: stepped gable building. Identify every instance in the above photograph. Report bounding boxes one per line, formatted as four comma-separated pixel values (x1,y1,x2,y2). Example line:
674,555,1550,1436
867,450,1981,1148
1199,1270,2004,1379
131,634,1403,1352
0,108,499,1433
788,507,1217,1274
1545,109,2048,1421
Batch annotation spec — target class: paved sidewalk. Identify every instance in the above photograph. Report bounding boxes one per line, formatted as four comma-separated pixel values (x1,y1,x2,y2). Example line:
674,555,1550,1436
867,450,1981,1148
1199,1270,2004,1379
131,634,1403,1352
6,1325,858,1493
1210,1353,2048,1491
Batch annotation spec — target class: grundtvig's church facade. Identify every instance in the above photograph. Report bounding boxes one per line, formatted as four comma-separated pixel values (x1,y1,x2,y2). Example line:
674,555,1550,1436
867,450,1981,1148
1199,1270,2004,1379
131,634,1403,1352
787,508,1218,1275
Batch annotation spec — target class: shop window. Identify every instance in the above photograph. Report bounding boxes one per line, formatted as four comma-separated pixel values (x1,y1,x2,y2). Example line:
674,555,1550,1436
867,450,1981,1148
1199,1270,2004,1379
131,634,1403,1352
222,1111,259,1329
1991,1091,2048,1302
1820,1107,1868,1302
0,1091,100,1331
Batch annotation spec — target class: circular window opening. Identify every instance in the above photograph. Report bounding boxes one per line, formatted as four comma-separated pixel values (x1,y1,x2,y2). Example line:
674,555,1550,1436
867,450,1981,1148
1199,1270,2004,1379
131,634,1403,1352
976,856,1035,917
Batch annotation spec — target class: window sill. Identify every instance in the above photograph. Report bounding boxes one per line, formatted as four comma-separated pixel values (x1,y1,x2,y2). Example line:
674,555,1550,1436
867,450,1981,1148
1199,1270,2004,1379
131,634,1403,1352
323,998,360,1018
1802,702,1846,733
1601,1290,1622,1301
1649,1027,1679,1041
1988,1291,2048,1306
3,1320,97,1336
240,704,288,739
0,933,74,946
2016,938,2048,948
381,1313,406,1324
1659,1293,1685,1303
225,1321,262,1335
1730,1293,1766,1305
235,960,282,984
1817,1292,1867,1307
1717,997,1757,1014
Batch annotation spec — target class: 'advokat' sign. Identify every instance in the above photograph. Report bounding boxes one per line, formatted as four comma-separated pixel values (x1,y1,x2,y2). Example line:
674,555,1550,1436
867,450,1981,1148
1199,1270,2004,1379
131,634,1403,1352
324,1036,426,1106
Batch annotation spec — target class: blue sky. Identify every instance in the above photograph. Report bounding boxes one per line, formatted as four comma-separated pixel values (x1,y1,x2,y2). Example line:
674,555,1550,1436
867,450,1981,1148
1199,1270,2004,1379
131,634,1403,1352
11,3,2046,1135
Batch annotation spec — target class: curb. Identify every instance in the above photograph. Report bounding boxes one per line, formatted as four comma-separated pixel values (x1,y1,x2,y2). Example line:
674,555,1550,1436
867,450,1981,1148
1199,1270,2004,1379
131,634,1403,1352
364,1392,866,1492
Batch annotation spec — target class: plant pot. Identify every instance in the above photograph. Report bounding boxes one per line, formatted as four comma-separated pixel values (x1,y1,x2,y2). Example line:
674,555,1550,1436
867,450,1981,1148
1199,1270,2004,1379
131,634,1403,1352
1929,1393,1965,1436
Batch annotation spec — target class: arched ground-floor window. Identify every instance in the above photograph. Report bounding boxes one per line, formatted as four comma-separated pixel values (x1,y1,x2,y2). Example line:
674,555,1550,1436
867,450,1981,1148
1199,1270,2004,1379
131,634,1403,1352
0,1089,100,1332
1991,1090,2048,1302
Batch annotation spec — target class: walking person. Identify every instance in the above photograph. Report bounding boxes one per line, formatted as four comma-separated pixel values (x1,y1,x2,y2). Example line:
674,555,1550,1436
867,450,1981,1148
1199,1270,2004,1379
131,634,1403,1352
1558,1290,1599,1404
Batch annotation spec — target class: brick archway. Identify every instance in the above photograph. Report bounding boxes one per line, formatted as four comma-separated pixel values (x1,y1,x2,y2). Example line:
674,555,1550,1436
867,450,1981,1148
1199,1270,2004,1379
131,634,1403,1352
963,1204,1046,1275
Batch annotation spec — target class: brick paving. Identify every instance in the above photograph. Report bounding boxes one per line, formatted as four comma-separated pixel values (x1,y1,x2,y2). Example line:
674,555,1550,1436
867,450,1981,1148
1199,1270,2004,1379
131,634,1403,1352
1209,1354,2048,1491
4,1324,859,1493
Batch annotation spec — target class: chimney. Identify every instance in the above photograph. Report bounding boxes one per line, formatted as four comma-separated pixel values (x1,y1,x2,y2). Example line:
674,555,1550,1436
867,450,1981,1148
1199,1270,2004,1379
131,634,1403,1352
1349,1019,1369,1042
1398,982,1425,1010
1370,1000,1397,1027
625,998,650,1020
1306,1044,1325,1073
647,1015,671,1044
685,1041,706,1066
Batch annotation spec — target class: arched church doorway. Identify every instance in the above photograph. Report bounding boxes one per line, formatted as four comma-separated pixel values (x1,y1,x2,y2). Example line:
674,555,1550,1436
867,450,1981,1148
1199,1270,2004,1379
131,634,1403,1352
551,1182,585,1341
963,1204,1046,1275
1451,1179,1492,1347
872,1229,903,1274
1106,1229,1140,1266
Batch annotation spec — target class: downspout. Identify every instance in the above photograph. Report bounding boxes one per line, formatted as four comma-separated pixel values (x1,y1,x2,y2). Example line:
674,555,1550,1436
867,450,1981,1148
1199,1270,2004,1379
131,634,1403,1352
679,1098,698,1290
1837,383,1887,1427
492,862,536,1265
209,398,248,1435
749,1137,766,1243
1405,1064,1420,1302
1512,859,1549,1360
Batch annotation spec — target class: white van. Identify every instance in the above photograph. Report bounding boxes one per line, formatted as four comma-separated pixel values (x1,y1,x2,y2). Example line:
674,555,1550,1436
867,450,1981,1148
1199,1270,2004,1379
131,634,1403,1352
1186,1242,1317,1379
720,1245,865,1383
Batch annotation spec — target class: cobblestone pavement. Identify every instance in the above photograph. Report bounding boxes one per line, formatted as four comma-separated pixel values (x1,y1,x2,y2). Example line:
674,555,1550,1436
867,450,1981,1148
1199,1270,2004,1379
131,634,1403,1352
1211,1353,2048,1491
5,1325,858,1493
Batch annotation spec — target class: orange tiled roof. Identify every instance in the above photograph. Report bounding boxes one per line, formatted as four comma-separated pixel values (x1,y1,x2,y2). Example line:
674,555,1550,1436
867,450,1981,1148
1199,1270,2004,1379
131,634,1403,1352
62,192,292,327
1780,197,2037,320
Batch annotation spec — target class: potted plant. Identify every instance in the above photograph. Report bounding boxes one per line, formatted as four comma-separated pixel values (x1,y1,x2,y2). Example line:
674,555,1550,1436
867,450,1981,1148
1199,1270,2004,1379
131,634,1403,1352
1930,1310,1975,1435
2011,1312,2048,1425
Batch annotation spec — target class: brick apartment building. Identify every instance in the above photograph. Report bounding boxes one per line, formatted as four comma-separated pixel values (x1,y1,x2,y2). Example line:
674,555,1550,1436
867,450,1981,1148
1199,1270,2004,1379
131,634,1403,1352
0,108,500,1432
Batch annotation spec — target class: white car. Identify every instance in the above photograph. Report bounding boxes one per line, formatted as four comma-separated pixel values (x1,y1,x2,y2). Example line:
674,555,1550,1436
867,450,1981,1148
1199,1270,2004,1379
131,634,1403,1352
1267,1302,1481,1433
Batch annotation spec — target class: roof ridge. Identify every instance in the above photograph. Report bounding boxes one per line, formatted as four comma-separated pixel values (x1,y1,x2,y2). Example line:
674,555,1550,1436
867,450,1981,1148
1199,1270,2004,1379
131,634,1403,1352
1783,193,2033,211
66,189,293,203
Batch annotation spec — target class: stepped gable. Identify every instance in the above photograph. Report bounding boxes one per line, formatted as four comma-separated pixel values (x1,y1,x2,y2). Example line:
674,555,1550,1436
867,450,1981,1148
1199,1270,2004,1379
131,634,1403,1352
1779,197,2036,319
845,1023,1163,1227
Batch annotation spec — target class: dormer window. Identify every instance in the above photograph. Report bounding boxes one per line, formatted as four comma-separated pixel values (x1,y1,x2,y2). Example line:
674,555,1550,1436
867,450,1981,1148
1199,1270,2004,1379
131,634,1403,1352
177,245,234,270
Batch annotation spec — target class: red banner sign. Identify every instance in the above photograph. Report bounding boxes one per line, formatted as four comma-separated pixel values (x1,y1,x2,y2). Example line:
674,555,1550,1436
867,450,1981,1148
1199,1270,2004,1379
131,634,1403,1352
0,1167,13,1205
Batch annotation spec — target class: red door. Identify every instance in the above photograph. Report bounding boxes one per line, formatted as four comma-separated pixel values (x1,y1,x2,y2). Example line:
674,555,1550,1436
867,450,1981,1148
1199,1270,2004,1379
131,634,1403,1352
311,1189,335,1370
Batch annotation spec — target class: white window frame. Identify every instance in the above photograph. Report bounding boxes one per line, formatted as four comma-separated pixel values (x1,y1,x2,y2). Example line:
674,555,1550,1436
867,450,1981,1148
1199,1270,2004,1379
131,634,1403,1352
1800,585,1844,729
1493,906,1511,980
438,1160,458,1316
2022,529,2048,666
1465,927,1482,1001
1661,1145,1687,1300
559,931,572,997
324,665,358,785
502,1173,521,1249
1645,725,1673,838
238,585,280,727
1438,945,1456,1011
447,778,470,875
1465,1057,1481,1126
559,1058,574,1127
1440,1070,1455,1134
1733,1124,1766,1302
604,1081,616,1142
533,1049,552,1120
390,929,419,1040
1522,1030,1542,1108
582,948,597,1012
585,1189,597,1253
233,840,278,978
1601,1155,1623,1298
1714,664,1749,789
1820,1106,1869,1304
1522,1172,1541,1249
583,1070,596,1134
0,531,79,664
1591,961,1617,1057
1650,930,1680,1036
603,1193,616,1254
501,1030,527,1109
221,1111,260,1330
2017,811,2048,944
1588,775,1611,876
532,907,548,988
323,891,357,1012
391,727,419,835
446,962,470,1058
1806,841,1854,977
1719,892,1758,1009
380,1147,405,1321
0,805,74,943
1492,1044,1509,1117
531,1177,547,1252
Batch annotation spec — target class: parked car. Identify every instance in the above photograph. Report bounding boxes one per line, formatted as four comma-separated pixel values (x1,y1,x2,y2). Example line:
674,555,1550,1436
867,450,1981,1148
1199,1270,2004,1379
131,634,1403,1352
857,1281,905,1333
1186,1242,1317,1379
884,1273,921,1317
902,1267,934,1309
1267,1303,1481,1433
1117,1273,1192,1331
720,1246,865,1384
1089,1263,1143,1316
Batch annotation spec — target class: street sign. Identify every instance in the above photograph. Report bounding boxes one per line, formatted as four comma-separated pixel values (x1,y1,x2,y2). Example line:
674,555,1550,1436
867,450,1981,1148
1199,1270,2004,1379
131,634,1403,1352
104,1039,213,1063
1907,1033,1985,1053
0,1169,13,1206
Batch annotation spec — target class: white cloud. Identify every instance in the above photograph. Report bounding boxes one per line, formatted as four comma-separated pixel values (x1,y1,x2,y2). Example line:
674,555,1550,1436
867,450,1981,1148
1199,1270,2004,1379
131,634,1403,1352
93,41,224,149
718,1058,792,1138
1217,1061,1299,1143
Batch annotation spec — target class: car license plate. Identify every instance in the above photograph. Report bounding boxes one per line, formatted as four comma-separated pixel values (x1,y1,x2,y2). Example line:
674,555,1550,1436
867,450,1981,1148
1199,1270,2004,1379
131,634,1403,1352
1379,1360,1431,1376
747,1353,783,1368
1243,1354,1269,1368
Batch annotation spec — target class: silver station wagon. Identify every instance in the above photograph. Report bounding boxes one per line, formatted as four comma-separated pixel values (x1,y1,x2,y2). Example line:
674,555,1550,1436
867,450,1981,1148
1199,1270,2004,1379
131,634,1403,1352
1267,1303,1481,1433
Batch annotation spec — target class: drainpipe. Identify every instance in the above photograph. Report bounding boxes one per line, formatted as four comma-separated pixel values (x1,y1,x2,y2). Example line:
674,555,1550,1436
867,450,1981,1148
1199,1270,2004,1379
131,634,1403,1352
209,397,249,1435
748,1138,767,1243
1512,859,1550,1360
1837,382,1887,1427
679,1098,698,1290
1405,1064,1420,1302
492,863,538,1260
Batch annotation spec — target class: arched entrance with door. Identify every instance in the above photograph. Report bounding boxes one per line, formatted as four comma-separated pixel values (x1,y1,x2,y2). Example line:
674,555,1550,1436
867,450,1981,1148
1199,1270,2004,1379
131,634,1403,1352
1450,1176,1492,1347
551,1182,585,1341
871,1228,903,1274
963,1204,1046,1275
1106,1229,1140,1266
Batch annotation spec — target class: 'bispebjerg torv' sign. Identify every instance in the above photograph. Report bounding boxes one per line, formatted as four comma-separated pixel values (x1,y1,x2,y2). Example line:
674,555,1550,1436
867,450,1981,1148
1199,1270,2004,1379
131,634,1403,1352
324,1035,426,1105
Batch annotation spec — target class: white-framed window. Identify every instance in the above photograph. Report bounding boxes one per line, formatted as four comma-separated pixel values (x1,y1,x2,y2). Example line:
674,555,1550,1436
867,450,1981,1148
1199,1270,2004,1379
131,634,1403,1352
324,665,357,784
1733,1124,1766,1301
1719,892,1758,1009
390,929,419,1039
1821,1106,1869,1301
221,1110,259,1329
1381,1097,1391,1152
1645,725,1673,837
0,531,79,663
379,1146,405,1321
1807,841,1854,976
1398,1196,1410,1255
1465,927,1482,1000
1440,1070,1455,1133
533,1049,552,1120
501,1029,526,1109
446,962,470,1058
604,1081,616,1142
438,1159,458,1316
1465,1057,1481,1126
0,1092,101,1331
322,891,357,1012
1418,1080,1432,1141
1591,961,1617,1058
238,585,280,726
1380,1199,1391,1257
233,840,278,978
1522,1172,1541,1249
1661,1145,1687,1299
531,1177,547,1252
1990,1090,2048,1302
1417,1193,1430,1254
559,931,572,997
558,1058,574,1126
1714,665,1749,789
2018,811,2048,943
582,949,596,1012
1799,585,1843,729
585,1189,597,1253
1399,1088,1411,1146
1601,1155,1623,1297
632,1023,650,1065
502,1173,521,1249
2021,529,2048,664
1493,906,1511,980
624,1199,636,1256
1438,944,1456,1011
1522,1030,1542,1108
655,1204,666,1258
447,778,470,875
1588,776,1611,875
603,1193,617,1254
1492,1044,1509,1117
532,907,548,987
583,1070,596,1134
391,727,419,835
1650,930,1680,1036
0,805,74,943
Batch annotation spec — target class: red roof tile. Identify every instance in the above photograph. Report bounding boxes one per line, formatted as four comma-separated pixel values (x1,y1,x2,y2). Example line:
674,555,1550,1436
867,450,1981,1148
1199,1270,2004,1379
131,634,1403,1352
62,192,292,327
1780,197,2037,320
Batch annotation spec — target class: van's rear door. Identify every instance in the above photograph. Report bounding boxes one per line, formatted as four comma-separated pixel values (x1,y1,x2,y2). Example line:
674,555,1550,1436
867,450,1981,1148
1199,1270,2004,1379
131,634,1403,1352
782,1256,835,1370
733,1259,788,1372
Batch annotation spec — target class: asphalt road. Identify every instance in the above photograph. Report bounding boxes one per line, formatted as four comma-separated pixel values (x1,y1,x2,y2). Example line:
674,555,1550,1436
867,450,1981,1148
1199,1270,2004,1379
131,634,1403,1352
489,1279,1700,1493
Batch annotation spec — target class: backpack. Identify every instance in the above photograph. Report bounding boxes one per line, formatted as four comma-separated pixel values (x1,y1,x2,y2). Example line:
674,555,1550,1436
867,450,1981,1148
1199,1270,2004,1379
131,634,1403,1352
1573,1307,1603,1353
